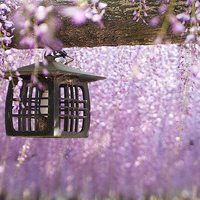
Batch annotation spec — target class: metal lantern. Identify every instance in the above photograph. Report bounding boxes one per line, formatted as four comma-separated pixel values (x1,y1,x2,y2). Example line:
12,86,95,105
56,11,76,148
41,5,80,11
4,53,105,138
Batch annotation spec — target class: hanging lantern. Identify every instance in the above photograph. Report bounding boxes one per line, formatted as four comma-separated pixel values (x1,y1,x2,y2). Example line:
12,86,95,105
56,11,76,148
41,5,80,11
4,52,105,138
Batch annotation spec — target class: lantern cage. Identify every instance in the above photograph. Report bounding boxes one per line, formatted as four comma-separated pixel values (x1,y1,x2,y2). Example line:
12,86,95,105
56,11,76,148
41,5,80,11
5,53,105,138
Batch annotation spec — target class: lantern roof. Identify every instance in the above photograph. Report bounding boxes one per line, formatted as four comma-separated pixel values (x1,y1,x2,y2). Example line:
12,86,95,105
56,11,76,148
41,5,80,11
5,61,106,82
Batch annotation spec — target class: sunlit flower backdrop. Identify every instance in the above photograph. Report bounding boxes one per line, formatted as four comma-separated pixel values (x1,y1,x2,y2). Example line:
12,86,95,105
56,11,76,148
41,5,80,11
1,0,200,199
0,44,200,199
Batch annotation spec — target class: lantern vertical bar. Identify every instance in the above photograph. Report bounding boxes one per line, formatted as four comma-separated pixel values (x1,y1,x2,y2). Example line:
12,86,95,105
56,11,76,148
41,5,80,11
74,85,79,132
59,85,61,131
21,83,27,132
70,85,74,132
5,82,15,135
16,80,22,132
82,84,90,135
18,102,21,132
47,78,54,136
21,82,29,131
28,86,33,131
53,77,61,136
35,86,39,131
64,84,69,131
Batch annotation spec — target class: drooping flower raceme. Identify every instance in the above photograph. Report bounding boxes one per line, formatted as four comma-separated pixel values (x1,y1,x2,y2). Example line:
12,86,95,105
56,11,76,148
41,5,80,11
148,0,200,45
59,0,107,26
0,3,13,47
132,0,148,23
177,0,200,45
11,0,107,50
12,0,63,50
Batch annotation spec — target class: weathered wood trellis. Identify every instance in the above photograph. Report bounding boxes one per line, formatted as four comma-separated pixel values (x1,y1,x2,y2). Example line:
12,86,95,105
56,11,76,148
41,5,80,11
11,0,187,48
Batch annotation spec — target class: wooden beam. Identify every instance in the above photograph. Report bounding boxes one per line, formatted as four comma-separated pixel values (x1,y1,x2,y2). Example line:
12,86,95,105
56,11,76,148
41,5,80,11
11,0,187,48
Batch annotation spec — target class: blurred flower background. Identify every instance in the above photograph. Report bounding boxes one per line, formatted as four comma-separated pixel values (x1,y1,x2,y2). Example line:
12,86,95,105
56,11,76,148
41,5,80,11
1,0,200,200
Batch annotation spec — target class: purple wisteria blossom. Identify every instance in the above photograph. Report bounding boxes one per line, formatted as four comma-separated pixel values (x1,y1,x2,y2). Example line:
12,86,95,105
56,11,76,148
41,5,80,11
170,15,185,33
59,6,87,25
148,0,200,44
0,2,14,47
59,0,107,26
12,0,63,50
0,45,200,199
132,0,148,23
150,16,160,26
1,0,200,199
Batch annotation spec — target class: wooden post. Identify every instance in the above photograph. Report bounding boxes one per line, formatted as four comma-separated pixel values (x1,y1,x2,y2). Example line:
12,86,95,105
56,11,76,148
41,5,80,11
11,0,187,48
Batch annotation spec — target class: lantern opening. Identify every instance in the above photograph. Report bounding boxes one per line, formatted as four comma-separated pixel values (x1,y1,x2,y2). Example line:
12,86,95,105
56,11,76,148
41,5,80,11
59,84,87,133
9,79,50,134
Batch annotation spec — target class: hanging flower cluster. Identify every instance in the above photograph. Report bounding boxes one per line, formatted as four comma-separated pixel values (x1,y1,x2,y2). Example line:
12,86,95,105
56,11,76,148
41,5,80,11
0,0,21,49
177,0,200,44
149,2,185,35
132,0,200,45
132,0,148,23
10,0,107,50
12,0,63,50
59,0,107,26
0,3,13,47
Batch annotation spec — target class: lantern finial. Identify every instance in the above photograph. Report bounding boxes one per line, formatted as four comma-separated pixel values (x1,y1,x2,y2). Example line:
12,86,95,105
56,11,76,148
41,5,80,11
44,50,74,65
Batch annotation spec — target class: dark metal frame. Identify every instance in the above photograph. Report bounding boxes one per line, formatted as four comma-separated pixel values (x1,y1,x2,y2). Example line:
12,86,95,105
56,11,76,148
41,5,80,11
53,76,90,138
5,75,90,138
5,51,105,138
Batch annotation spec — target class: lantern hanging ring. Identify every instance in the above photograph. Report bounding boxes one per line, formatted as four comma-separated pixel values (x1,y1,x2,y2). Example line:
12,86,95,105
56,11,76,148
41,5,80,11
44,50,74,65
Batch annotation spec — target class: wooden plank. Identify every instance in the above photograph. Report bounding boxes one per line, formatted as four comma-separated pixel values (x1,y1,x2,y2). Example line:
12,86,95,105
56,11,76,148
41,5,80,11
11,0,187,48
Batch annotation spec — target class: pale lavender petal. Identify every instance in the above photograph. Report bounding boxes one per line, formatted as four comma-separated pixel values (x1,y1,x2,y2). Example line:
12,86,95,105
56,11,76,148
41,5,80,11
20,36,35,48
159,4,168,14
59,6,87,25
176,13,190,21
42,68,49,75
172,22,185,33
150,16,159,26
185,34,195,43
98,2,107,10
35,6,48,22
4,20,13,29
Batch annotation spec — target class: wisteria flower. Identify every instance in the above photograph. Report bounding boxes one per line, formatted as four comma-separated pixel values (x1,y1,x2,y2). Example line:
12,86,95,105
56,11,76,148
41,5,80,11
59,0,107,26
12,0,63,50
59,6,87,25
